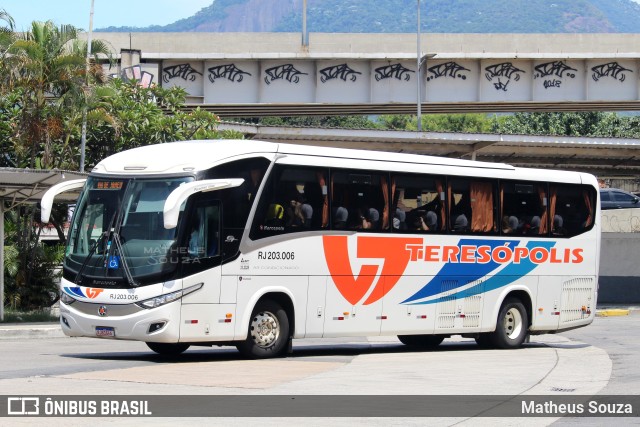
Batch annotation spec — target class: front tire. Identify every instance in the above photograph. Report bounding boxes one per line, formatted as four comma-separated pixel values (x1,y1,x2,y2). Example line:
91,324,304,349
398,334,445,348
490,297,528,349
146,342,190,356
236,300,290,359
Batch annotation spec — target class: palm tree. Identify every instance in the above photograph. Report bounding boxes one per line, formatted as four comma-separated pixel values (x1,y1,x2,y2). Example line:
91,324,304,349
0,9,16,93
7,20,112,169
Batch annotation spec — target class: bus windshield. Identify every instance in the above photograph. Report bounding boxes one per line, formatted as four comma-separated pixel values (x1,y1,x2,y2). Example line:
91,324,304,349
64,176,193,286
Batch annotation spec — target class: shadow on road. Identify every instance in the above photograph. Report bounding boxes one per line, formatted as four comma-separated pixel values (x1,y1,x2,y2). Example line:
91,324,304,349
60,337,586,364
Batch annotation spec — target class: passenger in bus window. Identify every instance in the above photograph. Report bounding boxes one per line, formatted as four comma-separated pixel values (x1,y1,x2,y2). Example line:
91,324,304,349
451,191,471,232
553,215,566,236
410,210,436,231
411,214,429,231
501,215,519,234
357,208,378,230
300,201,313,229
287,195,306,228
333,206,348,229
453,213,469,232
425,210,438,230
529,216,541,234
393,208,407,230
188,222,203,258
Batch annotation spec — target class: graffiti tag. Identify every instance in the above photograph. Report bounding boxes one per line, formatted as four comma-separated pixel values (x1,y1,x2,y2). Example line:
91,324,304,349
591,62,632,82
534,61,577,79
207,64,252,84
485,62,525,92
374,63,414,82
320,64,362,83
264,64,307,85
426,62,470,82
163,64,202,83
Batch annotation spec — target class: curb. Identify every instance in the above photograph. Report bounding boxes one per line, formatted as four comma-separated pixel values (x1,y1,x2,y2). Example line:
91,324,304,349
596,309,631,317
0,324,64,340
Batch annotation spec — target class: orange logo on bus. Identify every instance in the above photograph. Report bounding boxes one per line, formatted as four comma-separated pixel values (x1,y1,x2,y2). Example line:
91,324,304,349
322,236,421,305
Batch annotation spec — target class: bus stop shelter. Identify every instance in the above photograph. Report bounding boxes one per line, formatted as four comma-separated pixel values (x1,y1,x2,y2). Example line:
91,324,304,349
0,168,86,321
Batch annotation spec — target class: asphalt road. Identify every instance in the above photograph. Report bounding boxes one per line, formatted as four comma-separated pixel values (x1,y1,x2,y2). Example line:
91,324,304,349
0,313,637,426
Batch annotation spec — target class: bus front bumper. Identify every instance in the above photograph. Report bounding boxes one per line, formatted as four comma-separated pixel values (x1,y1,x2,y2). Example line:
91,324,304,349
59,299,181,343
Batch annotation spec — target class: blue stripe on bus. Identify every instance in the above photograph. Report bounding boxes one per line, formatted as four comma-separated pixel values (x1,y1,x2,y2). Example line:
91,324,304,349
407,240,556,305
401,239,519,304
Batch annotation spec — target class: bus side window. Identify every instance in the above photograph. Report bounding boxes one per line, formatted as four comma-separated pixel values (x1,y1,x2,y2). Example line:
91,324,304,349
391,173,445,233
500,181,548,236
331,170,388,232
449,178,496,234
549,184,595,237
250,165,329,239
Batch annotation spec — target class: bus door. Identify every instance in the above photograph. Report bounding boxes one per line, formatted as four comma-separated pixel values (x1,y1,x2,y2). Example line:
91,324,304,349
179,197,227,340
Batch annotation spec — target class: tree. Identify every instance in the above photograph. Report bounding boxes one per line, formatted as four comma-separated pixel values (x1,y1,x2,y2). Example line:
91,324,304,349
5,20,111,169
257,115,380,129
84,79,239,168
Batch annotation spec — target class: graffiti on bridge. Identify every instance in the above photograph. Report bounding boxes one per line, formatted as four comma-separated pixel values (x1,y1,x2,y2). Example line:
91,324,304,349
591,62,632,83
426,62,470,82
601,210,640,233
163,64,202,83
485,62,525,92
264,64,307,85
207,64,252,84
320,64,362,83
534,61,577,90
374,63,414,82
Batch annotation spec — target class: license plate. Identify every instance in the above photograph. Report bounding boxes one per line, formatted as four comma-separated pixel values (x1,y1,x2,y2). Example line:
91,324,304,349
96,326,115,337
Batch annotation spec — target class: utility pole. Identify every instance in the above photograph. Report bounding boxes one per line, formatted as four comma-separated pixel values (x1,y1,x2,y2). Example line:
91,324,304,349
302,0,308,47
416,0,422,132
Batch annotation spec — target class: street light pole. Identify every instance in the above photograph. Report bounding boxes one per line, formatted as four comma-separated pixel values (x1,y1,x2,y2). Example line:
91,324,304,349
80,0,95,173
416,0,422,132
302,0,308,46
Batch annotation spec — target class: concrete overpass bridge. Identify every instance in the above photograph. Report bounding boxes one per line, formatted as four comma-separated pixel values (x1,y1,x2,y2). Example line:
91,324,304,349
94,32,640,116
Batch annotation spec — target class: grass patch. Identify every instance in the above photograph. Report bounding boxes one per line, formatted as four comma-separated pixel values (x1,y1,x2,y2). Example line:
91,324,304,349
1,309,58,323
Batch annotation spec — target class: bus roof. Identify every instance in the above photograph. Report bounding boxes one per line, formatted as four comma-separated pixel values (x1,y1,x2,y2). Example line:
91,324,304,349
91,139,516,175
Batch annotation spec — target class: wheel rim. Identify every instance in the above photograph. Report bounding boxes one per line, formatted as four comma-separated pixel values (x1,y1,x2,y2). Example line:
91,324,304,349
503,307,523,340
250,310,280,348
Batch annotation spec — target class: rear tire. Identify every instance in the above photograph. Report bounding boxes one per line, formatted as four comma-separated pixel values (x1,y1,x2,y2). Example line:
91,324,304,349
398,334,445,348
490,297,528,349
146,342,190,356
236,299,290,359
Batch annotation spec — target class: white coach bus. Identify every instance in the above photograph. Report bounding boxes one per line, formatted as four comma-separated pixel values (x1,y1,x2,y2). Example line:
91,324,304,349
41,140,600,358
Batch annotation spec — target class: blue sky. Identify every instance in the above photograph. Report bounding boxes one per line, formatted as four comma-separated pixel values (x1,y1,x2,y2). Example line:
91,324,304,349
3,0,214,31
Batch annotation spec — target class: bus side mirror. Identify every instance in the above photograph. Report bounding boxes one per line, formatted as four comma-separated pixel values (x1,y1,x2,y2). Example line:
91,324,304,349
163,178,244,229
40,179,87,223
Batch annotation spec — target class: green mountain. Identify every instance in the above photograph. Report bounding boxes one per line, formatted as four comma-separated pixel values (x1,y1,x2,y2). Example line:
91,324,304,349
97,0,640,33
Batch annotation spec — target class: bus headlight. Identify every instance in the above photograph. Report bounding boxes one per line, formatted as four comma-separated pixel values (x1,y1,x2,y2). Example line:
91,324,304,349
60,292,76,305
135,283,203,309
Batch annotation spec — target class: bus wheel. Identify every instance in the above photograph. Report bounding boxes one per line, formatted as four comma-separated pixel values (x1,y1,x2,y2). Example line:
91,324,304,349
398,334,444,348
490,298,528,349
146,342,190,356
236,300,290,359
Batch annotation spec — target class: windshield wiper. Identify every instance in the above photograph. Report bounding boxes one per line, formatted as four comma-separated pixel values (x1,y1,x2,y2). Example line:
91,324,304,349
109,230,137,288
74,211,117,285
